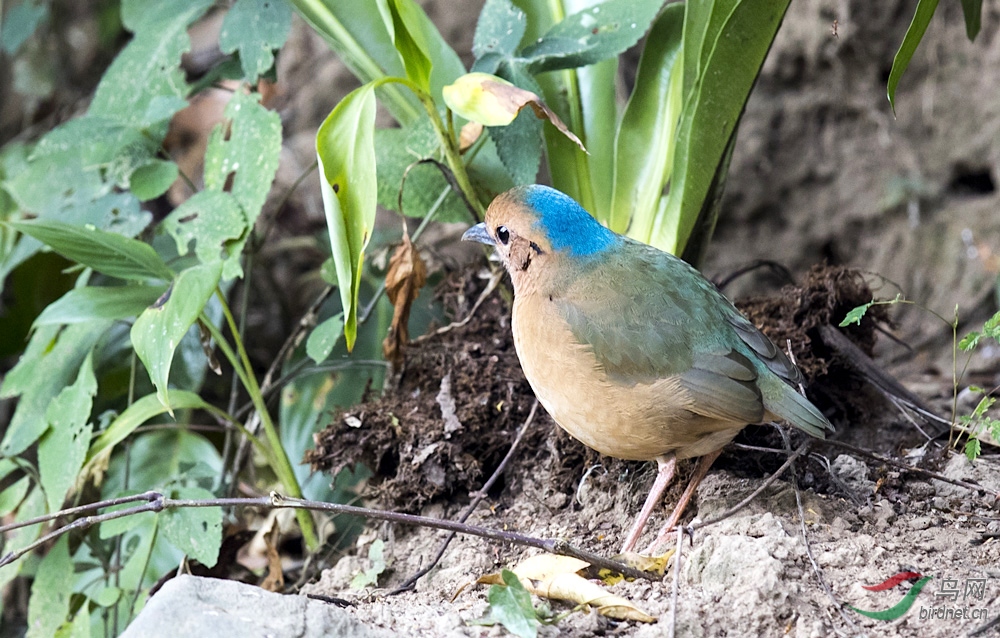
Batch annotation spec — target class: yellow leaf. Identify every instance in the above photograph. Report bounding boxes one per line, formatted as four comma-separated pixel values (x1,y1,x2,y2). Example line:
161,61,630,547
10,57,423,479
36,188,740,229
443,73,587,153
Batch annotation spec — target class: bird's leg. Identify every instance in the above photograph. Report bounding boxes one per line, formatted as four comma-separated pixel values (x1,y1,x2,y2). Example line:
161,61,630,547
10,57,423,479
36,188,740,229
620,454,676,554
643,448,723,554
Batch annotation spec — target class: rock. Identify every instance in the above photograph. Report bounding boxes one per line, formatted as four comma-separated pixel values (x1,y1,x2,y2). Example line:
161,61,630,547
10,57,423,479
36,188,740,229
831,454,874,495
121,575,397,638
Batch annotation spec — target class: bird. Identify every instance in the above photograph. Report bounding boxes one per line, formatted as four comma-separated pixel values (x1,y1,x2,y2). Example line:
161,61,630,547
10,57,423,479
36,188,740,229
462,184,834,554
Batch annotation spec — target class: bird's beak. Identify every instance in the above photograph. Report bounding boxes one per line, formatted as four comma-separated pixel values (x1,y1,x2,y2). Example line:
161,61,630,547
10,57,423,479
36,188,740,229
462,223,494,246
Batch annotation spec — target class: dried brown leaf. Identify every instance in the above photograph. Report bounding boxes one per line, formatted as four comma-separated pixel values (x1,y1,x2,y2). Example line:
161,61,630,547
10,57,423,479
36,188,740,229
382,231,427,368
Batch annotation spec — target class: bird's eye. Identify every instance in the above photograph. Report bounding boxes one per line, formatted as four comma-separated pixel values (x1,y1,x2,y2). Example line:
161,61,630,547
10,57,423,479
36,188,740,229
496,225,510,245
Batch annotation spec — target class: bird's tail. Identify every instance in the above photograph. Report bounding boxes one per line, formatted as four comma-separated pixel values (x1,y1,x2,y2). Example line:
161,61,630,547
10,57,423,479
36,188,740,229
764,382,834,438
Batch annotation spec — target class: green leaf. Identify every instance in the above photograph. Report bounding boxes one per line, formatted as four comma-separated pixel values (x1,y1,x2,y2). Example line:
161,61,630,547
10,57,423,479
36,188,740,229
8,219,173,281
130,262,222,409
163,190,246,272
0,476,31,518
473,0,526,60
34,284,167,327
373,126,473,223
1,323,108,456
489,109,542,185
85,391,216,467
983,309,1000,339
960,0,982,41
90,0,213,127
959,331,982,352
200,91,282,279
306,313,345,364
350,539,387,588
0,0,48,56
316,83,377,351
0,487,46,600
219,0,293,80
38,352,98,512
650,0,791,254
488,570,539,638
384,0,434,92
160,485,222,568
25,536,73,638
130,159,179,202
521,0,665,73
965,437,981,462
839,302,873,327
610,3,683,234
886,0,940,115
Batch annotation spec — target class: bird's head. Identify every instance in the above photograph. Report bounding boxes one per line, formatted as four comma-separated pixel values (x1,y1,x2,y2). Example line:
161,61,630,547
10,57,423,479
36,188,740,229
462,185,620,289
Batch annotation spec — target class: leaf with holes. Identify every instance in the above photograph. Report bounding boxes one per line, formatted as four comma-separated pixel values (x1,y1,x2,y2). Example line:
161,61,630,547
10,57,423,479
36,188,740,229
220,0,292,81
316,83,377,351
131,261,223,410
160,485,222,568
38,352,97,512
90,0,213,128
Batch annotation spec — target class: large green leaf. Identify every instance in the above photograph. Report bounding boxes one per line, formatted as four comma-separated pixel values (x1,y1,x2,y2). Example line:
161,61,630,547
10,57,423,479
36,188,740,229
316,84,377,351
521,0,665,73
650,0,791,254
382,0,433,91
8,219,172,281
85,391,216,465
0,487,46,600
170,91,282,280
219,0,293,81
90,0,213,128
130,261,223,408
473,0,527,61
886,0,940,114
611,3,684,235
33,284,167,326
25,537,72,638
163,190,246,276
0,322,108,456
38,352,97,512
160,486,222,568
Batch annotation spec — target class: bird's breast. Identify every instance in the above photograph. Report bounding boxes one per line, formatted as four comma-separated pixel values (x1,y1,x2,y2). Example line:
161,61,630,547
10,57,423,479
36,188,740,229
511,292,742,461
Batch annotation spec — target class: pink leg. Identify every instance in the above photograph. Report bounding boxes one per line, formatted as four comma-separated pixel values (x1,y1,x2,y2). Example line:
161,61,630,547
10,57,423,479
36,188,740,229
643,449,723,554
620,454,676,553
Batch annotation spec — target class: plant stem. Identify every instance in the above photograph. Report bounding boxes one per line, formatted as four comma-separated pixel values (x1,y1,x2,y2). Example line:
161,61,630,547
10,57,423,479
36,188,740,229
212,289,319,551
374,76,484,219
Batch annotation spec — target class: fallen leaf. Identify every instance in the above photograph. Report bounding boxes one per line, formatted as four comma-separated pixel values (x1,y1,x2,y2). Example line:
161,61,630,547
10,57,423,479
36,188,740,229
382,229,427,368
443,72,587,153
477,554,656,623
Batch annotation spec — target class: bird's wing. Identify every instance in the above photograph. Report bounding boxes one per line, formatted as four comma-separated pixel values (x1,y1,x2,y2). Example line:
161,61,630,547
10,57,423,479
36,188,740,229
553,244,767,424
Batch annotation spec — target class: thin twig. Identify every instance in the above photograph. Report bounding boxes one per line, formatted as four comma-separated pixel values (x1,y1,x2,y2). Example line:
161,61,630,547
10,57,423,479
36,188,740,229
686,442,811,533
668,524,683,638
389,400,540,595
780,429,858,636
0,491,659,582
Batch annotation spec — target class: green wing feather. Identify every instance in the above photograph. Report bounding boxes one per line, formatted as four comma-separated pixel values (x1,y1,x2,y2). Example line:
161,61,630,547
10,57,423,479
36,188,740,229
553,239,832,436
